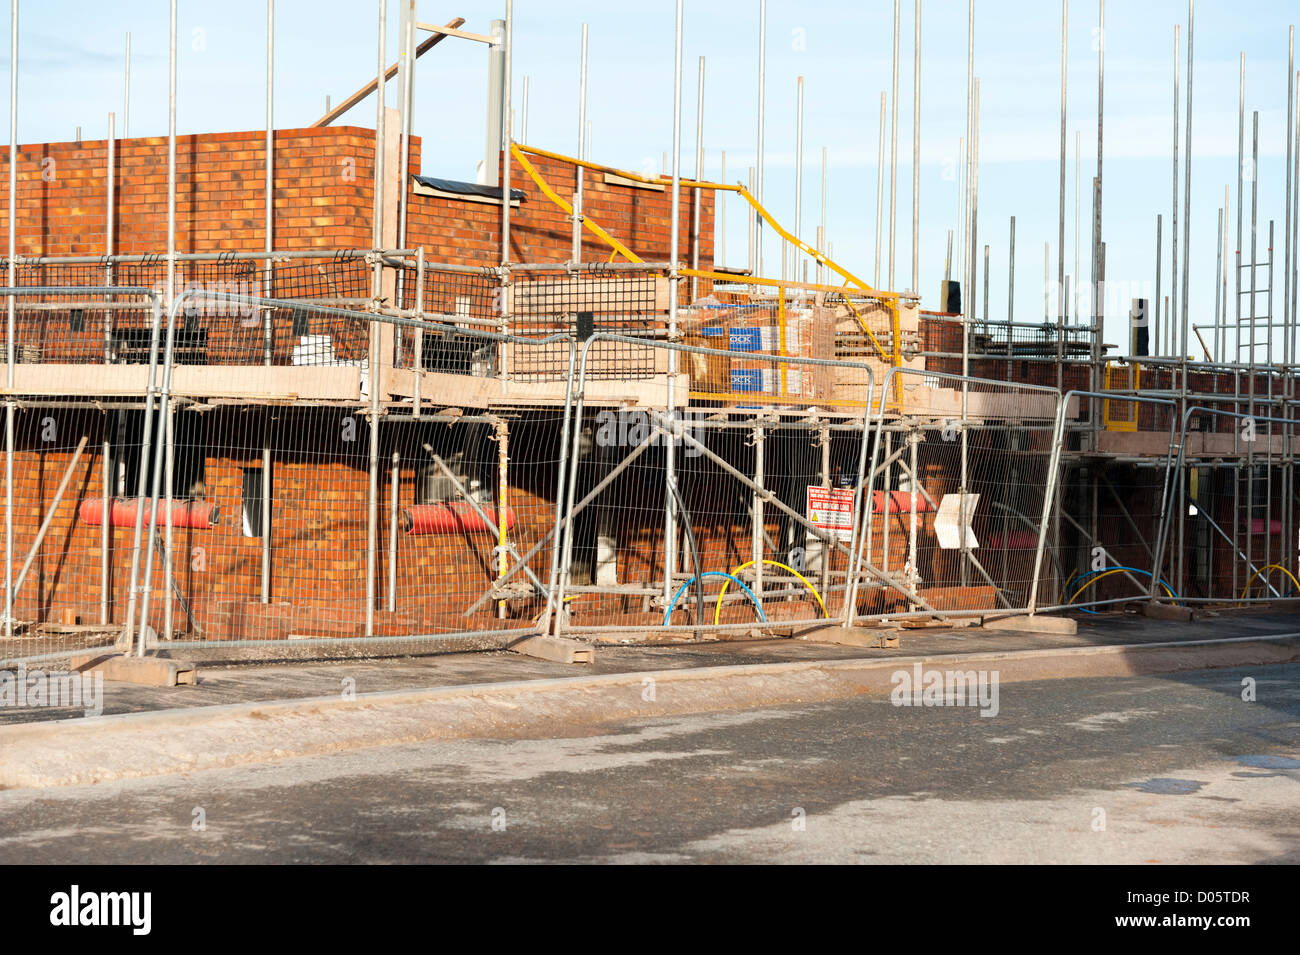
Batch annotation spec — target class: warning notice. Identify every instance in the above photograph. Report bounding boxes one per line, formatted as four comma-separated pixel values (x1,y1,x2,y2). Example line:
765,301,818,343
807,485,855,541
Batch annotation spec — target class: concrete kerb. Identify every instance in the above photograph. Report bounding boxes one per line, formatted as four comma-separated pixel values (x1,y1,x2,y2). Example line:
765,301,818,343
3,631,1299,789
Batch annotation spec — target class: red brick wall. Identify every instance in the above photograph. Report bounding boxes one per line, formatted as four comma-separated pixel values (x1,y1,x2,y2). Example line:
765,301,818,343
9,406,566,639
405,149,714,268
0,125,713,269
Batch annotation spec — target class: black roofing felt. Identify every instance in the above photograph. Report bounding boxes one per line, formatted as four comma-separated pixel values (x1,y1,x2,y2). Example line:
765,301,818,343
412,175,525,202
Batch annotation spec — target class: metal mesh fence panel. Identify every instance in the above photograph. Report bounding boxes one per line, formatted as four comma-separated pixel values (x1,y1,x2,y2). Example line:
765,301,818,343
682,283,881,410
848,368,1064,623
129,299,575,658
1044,392,1180,613
1151,403,1299,607
0,401,149,667
509,266,666,382
1,255,375,368
553,336,874,636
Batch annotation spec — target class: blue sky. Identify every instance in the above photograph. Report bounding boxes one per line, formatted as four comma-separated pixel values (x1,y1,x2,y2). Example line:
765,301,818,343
4,1,1300,354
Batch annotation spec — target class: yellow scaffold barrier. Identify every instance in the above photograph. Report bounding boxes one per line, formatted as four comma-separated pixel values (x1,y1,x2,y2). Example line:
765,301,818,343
508,142,907,407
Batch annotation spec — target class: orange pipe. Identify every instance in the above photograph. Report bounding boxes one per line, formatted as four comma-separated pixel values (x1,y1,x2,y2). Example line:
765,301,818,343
79,498,219,529
403,503,516,536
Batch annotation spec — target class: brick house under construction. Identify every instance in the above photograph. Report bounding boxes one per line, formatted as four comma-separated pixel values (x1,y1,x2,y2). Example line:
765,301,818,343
2,115,1289,660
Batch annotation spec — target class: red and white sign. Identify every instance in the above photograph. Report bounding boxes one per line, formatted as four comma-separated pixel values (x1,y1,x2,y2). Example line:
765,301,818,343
806,485,855,541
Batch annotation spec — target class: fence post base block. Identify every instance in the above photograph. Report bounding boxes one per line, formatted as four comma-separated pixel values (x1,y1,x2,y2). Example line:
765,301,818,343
981,614,1078,635
1142,602,1195,622
69,652,198,687
508,635,594,665
798,625,901,649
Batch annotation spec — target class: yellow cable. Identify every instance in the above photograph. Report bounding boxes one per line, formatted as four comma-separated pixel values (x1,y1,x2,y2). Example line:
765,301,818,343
713,559,829,625
1066,568,1175,605
1238,563,1300,600
514,143,881,295
509,143,642,263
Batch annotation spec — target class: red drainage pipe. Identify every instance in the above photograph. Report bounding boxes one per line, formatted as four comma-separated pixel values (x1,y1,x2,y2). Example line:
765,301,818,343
403,503,516,535
79,499,220,529
872,490,937,514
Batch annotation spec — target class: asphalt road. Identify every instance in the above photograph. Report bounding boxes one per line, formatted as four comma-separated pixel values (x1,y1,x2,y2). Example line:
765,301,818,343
1,662,1297,863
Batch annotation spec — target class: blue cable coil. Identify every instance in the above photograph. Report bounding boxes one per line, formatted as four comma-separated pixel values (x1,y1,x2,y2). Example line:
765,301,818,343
663,572,767,626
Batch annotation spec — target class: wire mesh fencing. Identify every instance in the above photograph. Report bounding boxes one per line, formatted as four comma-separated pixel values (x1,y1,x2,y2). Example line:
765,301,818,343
0,401,161,667
1151,402,1300,607
680,279,883,411
552,336,874,636
509,265,667,383
1044,392,1181,614
3,255,375,368
846,368,1065,624
122,296,576,657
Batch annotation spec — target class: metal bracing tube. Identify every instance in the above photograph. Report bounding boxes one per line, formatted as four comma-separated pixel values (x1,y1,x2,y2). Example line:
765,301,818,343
960,0,973,591
756,0,766,279
1028,397,1066,613
1293,70,1300,366
536,339,575,635
494,420,509,619
1058,0,1067,334
102,113,115,624
396,4,414,257
167,0,176,313
818,146,826,285
971,76,980,344
12,436,89,601
388,449,398,612
752,425,764,602
1155,214,1163,356
573,24,588,266
888,0,900,289
819,424,832,603
3,247,417,267
1180,0,1194,365
1095,0,1104,396
1237,54,1245,364
1285,27,1294,364
665,0,683,602
262,0,274,604
691,55,703,297
1074,129,1080,326
106,113,115,364
413,246,423,415
1222,184,1229,363
501,2,513,265
365,0,386,638
881,433,892,579
127,294,168,654
123,32,130,138
911,0,920,293
1213,208,1222,360
748,166,755,273
100,409,111,625
720,149,726,267
874,93,887,288
7,0,17,640
983,244,989,335
906,426,919,605
1171,24,1180,360
163,399,174,641
794,75,803,283
1008,216,1015,321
